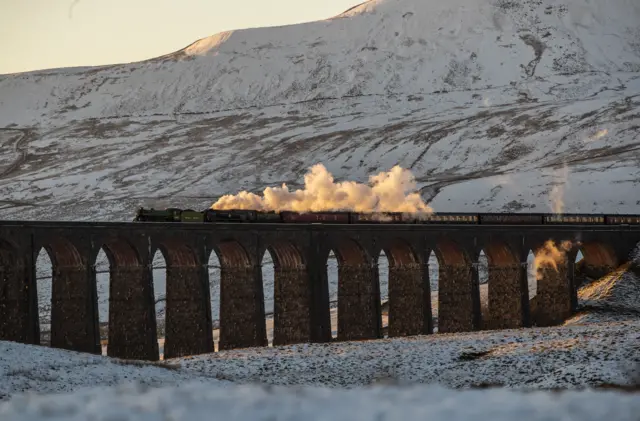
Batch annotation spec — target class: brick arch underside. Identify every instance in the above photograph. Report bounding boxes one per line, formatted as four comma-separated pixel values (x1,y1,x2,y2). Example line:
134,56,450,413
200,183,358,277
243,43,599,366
577,242,618,280
264,242,311,346
434,240,478,333
159,240,212,359
481,242,527,330
382,240,431,337
331,238,381,341
0,240,29,343
98,239,159,361
216,240,266,351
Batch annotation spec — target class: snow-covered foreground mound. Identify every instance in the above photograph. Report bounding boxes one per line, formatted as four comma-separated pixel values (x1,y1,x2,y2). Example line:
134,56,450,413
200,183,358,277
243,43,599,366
171,321,640,389
566,267,640,324
0,342,226,401
565,248,640,325
2,382,639,421
579,262,640,310
2,319,638,402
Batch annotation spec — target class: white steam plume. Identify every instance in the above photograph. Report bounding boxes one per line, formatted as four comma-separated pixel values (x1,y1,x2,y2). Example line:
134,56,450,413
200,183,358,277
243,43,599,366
549,163,569,214
211,164,433,214
533,240,573,280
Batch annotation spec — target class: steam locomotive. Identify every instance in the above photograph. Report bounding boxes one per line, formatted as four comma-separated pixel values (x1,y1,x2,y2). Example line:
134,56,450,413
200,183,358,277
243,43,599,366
133,207,640,225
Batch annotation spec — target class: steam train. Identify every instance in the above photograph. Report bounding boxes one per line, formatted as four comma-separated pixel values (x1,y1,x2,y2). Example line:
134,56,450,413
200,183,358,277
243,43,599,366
133,207,640,225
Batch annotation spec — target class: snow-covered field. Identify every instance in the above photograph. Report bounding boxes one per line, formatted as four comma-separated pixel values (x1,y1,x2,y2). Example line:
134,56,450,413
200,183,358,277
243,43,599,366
168,320,640,389
7,315,638,400
2,316,639,417
0,341,228,401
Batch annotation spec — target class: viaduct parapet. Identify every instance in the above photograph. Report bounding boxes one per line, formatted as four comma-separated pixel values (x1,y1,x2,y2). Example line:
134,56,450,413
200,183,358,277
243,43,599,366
0,221,637,360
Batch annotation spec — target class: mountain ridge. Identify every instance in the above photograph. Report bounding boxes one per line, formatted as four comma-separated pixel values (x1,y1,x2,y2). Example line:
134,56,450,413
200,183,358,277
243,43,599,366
2,0,638,126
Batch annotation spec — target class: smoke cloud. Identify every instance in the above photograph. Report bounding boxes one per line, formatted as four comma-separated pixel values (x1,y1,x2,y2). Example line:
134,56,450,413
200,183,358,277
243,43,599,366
533,240,573,280
211,164,433,214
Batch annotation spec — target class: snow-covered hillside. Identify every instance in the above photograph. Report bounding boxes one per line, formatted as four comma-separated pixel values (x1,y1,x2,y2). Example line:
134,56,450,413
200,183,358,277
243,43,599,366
0,0,639,221
1,0,639,123
0,341,228,401
566,247,640,324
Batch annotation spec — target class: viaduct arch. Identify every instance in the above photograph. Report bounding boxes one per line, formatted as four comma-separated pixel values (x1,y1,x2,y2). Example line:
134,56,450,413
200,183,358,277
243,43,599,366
0,221,636,361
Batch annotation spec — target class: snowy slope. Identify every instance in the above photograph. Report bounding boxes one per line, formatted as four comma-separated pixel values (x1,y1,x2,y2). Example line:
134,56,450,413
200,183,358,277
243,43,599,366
565,245,640,324
0,341,226,401
170,321,640,389
2,318,639,400
0,0,639,222
1,0,639,125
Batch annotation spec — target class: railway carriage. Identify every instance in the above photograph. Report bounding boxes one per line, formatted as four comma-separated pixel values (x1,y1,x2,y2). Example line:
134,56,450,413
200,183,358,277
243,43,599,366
133,207,638,226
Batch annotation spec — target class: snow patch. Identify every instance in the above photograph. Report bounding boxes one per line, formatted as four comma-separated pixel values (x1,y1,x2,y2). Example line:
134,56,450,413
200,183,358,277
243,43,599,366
184,31,235,57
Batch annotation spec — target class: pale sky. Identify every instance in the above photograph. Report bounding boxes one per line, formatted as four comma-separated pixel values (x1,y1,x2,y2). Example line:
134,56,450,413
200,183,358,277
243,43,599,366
0,0,362,75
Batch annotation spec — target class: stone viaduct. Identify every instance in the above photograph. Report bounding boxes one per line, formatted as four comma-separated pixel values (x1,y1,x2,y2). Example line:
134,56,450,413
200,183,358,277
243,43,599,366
0,220,637,361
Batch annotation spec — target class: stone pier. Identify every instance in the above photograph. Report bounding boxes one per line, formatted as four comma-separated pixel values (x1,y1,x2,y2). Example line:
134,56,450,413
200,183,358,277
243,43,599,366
163,265,214,358
388,263,430,337
487,264,527,330
337,264,380,341
219,266,267,350
535,265,573,326
273,266,311,346
108,266,159,360
50,265,99,354
438,264,477,333
0,252,30,343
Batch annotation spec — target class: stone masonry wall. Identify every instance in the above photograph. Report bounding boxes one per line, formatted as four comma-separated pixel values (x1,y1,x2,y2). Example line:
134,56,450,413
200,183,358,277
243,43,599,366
164,266,213,359
388,263,429,337
337,264,380,341
273,267,311,346
438,265,475,333
535,265,572,326
308,267,332,343
0,261,29,343
487,264,525,330
219,267,267,350
50,266,99,354
108,266,159,360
